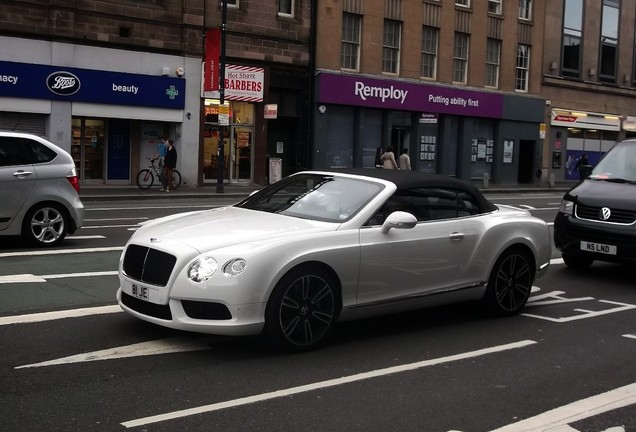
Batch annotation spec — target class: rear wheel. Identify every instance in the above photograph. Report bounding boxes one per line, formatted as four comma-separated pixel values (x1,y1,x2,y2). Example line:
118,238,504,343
136,169,154,189
172,170,182,189
22,203,68,247
484,248,534,316
562,253,593,270
265,265,339,352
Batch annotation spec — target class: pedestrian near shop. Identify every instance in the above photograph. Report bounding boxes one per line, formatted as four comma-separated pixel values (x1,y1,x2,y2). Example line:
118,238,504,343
399,148,411,170
162,139,177,192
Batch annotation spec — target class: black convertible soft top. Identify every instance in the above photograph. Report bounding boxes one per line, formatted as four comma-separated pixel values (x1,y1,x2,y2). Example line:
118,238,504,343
308,168,498,212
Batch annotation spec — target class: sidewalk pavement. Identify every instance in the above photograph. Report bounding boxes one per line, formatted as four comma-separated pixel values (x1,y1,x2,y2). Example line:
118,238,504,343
79,181,574,201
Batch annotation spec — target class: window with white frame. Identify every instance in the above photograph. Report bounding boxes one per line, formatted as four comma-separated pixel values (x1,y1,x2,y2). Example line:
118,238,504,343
225,0,238,7
516,44,530,92
488,0,502,14
453,32,469,83
341,13,361,70
383,19,402,74
486,38,500,87
421,26,439,79
455,0,470,7
278,0,294,17
519,0,532,20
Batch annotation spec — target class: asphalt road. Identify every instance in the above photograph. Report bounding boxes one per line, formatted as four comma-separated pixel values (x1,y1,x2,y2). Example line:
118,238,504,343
0,193,634,432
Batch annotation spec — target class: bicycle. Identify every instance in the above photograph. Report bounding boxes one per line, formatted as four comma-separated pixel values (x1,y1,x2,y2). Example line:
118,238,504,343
136,157,182,190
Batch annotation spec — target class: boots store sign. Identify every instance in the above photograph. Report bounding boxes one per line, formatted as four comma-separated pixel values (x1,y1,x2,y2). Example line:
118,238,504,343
0,60,185,109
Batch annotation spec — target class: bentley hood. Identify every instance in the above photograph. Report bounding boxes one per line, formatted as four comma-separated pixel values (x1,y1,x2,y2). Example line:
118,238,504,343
129,206,337,252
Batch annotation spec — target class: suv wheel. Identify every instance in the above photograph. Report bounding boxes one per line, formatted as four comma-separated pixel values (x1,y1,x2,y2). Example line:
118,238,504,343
22,203,69,247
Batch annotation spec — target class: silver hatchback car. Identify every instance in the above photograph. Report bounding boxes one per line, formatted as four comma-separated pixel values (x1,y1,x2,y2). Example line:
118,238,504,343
0,131,84,247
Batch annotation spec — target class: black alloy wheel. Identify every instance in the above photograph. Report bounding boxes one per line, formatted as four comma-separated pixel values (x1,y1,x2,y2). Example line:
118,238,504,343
485,248,534,316
265,266,338,351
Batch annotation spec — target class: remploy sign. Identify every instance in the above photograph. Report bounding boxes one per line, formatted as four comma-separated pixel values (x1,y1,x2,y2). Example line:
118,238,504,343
318,73,504,118
354,82,408,103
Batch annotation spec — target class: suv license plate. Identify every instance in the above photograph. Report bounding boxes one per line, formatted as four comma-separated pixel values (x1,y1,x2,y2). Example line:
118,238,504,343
581,241,617,255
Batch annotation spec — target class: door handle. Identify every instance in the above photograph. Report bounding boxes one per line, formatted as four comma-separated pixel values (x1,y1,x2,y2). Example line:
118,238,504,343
13,170,34,178
449,232,464,241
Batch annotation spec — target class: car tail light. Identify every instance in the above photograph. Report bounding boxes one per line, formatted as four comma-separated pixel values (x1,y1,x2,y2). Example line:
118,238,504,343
67,168,80,194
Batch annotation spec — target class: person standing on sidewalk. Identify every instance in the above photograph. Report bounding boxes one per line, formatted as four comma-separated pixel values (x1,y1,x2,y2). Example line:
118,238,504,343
155,135,168,168
162,139,177,192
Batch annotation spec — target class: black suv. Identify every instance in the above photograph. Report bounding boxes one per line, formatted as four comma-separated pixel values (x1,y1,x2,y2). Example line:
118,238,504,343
554,139,636,269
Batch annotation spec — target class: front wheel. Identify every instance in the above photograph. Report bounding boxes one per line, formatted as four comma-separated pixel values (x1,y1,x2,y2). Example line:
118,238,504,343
484,248,534,316
22,203,68,247
136,169,154,189
265,265,339,352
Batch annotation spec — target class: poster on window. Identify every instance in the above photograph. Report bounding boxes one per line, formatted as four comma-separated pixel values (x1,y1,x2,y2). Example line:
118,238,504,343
503,140,514,164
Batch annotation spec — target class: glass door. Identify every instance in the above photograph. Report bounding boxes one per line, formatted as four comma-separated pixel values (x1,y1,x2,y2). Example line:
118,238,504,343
232,127,252,182
71,118,105,183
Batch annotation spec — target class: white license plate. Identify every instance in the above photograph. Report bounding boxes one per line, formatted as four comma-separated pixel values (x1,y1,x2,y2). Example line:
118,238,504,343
580,241,617,255
123,280,160,303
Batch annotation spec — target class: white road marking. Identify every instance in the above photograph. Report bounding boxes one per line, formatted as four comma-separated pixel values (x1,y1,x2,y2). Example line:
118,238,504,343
86,204,218,211
66,235,106,240
0,305,121,326
85,217,149,222
487,382,636,432
121,340,537,428
0,271,118,284
15,337,210,369
551,258,563,265
80,224,139,229
624,334,636,340
0,246,123,258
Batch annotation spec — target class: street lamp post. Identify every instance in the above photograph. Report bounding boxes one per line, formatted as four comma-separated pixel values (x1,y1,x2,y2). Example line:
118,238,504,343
216,0,227,193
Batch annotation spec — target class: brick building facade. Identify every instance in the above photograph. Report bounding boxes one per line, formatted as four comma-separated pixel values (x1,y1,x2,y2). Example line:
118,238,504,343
0,0,312,186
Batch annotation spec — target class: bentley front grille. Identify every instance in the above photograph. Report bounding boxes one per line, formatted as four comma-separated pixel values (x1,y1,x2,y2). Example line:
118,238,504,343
122,244,176,287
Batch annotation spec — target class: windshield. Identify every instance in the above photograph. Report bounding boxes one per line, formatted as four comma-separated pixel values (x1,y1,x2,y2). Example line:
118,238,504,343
235,173,384,222
590,142,636,182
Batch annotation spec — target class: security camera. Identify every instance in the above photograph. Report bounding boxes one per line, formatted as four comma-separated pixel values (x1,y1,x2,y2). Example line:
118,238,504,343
175,67,185,77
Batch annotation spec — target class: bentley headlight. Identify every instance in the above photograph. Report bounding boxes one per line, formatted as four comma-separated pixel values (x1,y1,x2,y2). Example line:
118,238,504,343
187,257,218,282
223,259,247,277
559,199,574,215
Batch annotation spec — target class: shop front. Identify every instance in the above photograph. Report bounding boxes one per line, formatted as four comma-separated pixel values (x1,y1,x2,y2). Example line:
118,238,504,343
312,72,544,185
202,100,255,183
201,64,263,185
0,57,186,185
549,109,620,181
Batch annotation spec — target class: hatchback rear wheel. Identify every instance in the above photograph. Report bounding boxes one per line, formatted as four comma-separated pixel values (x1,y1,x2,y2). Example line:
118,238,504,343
22,203,68,247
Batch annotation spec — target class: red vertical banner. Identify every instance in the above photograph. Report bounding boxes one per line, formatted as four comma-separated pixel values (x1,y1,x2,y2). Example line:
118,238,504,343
204,28,221,91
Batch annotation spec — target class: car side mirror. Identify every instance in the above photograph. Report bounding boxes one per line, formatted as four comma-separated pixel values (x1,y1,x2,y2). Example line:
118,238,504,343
381,211,417,234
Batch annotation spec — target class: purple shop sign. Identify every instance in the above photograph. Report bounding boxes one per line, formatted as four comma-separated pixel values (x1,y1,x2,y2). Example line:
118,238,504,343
317,73,504,118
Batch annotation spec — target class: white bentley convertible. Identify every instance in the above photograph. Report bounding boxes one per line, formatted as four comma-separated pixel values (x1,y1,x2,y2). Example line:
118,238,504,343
117,169,551,351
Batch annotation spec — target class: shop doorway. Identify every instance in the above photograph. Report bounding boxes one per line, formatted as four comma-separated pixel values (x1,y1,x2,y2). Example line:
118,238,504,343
391,127,411,154
517,140,536,183
203,124,253,183
71,118,105,183
233,127,253,182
